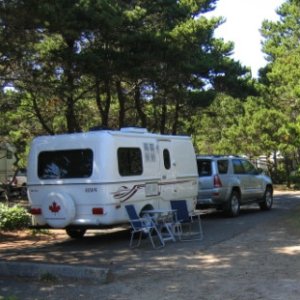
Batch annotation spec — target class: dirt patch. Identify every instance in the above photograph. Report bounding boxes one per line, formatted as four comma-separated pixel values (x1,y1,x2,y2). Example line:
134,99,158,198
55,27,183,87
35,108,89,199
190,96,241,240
2,191,300,299
0,229,67,250
3,210,300,300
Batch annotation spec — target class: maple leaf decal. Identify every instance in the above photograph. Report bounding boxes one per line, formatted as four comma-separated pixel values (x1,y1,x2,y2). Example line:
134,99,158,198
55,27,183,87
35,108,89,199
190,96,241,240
49,201,61,213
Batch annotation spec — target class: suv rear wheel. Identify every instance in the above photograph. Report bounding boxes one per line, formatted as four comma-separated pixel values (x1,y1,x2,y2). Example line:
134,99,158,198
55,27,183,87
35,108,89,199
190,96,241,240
225,190,240,217
259,187,273,210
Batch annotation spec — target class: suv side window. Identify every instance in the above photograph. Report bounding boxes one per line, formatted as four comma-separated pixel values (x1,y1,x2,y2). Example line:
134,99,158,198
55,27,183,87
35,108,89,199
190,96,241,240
241,159,257,175
197,159,212,177
232,159,245,174
217,160,229,174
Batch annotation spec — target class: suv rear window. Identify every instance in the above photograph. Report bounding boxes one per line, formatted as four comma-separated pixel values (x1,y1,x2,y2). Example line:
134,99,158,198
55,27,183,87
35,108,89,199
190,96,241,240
197,159,212,177
217,160,229,174
38,149,93,179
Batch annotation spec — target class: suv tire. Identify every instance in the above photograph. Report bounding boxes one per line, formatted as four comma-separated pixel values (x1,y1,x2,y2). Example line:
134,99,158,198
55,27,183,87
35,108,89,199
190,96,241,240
259,187,273,211
225,190,240,217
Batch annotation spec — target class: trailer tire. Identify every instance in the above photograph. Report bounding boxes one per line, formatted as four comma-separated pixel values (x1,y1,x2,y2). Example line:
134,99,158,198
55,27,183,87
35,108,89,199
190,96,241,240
66,228,86,239
42,192,76,228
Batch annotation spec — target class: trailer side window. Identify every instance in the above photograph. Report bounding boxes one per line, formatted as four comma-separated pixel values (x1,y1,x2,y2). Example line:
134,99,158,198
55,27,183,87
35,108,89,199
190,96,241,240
163,149,171,170
118,148,143,176
143,143,156,162
38,149,93,179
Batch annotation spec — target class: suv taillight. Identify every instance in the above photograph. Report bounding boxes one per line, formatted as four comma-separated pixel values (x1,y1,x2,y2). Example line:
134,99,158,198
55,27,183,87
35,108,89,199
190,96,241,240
213,175,222,188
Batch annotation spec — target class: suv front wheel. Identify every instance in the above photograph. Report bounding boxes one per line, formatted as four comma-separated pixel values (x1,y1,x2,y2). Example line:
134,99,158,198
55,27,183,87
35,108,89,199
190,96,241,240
225,190,240,217
259,187,273,210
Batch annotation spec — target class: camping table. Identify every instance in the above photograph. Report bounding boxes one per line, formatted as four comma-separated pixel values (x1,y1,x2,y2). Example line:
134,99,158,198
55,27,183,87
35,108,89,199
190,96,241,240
143,209,178,242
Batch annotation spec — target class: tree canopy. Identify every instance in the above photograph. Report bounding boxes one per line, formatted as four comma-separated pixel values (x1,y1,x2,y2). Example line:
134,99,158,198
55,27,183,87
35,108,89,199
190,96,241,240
3,0,299,185
0,0,252,131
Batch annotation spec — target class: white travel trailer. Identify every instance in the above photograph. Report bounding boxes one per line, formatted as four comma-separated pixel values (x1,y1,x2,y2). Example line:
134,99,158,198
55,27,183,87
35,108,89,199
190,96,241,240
27,128,198,238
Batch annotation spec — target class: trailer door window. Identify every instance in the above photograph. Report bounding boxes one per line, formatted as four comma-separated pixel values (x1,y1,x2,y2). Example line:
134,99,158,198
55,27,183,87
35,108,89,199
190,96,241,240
118,147,143,176
38,149,93,179
163,149,171,170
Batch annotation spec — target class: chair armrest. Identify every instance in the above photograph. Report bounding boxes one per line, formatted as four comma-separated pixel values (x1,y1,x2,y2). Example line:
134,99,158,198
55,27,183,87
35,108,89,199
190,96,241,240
190,210,201,217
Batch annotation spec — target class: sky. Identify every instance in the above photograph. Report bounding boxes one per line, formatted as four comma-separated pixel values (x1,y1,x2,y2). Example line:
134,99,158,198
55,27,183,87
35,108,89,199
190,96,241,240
207,0,285,77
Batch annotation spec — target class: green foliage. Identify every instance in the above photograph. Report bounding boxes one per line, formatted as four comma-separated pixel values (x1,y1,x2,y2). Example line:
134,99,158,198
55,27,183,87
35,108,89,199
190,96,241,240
0,296,19,300
272,165,288,185
0,0,271,179
0,0,252,138
0,203,30,231
194,93,244,154
289,172,300,185
259,0,300,184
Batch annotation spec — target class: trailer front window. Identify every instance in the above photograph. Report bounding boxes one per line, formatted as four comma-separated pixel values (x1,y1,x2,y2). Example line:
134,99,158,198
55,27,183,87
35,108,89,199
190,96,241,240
38,149,93,179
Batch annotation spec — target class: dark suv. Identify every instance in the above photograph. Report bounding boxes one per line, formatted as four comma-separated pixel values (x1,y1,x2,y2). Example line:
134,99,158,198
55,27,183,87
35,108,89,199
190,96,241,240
196,155,273,217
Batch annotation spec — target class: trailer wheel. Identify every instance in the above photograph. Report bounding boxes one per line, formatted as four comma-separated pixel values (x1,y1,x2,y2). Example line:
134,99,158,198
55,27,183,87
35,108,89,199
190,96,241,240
66,228,86,239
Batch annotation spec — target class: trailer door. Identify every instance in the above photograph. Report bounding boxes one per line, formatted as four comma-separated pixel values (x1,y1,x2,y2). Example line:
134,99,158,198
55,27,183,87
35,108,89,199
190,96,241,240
158,141,176,200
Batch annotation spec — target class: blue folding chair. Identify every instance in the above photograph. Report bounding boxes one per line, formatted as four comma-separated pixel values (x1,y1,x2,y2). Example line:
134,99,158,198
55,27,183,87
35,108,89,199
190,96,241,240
170,200,203,241
125,204,165,249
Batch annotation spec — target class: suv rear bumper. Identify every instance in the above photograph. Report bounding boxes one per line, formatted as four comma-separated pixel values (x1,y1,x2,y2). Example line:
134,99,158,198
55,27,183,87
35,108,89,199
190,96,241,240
197,192,229,206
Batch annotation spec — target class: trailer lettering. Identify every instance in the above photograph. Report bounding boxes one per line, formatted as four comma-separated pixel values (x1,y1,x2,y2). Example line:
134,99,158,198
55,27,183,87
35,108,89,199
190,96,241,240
85,187,97,193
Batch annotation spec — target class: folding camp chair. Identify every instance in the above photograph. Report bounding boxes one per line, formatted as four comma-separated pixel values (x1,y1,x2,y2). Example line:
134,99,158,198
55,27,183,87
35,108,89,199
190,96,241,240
125,204,165,249
170,200,203,241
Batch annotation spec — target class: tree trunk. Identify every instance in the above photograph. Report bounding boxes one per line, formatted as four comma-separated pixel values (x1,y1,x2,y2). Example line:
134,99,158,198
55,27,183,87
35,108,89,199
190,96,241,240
95,78,111,127
64,37,81,133
160,95,167,134
172,98,180,135
116,80,125,128
66,95,80,133
31,93,54,135
134,85,147,128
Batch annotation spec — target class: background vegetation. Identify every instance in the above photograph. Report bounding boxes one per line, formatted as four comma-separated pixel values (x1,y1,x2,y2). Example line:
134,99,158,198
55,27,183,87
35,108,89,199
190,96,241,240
1,0,300,185
0,203,30,230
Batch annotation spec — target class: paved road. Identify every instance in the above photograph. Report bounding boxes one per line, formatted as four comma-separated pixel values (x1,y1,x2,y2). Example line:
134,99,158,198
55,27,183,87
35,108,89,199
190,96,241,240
1,191,300,300
200,191,300,247
2,192,300,265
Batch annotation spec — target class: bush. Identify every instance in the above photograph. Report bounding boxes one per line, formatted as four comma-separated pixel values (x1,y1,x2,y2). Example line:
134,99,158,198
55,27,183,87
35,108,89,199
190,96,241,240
0,203,31,231
289,172,300,184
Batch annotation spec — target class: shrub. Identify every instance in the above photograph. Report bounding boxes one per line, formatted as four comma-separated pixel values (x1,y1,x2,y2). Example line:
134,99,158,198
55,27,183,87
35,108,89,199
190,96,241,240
289,172,300,184
0,203,31,231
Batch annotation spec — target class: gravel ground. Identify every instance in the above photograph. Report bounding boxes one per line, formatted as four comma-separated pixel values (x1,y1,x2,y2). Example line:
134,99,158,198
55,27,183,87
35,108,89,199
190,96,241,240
1,192,300,300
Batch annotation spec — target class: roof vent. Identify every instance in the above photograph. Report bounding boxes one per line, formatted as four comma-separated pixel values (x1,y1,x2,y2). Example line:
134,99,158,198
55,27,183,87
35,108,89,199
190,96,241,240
89,126,111,131
120,127,148,134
